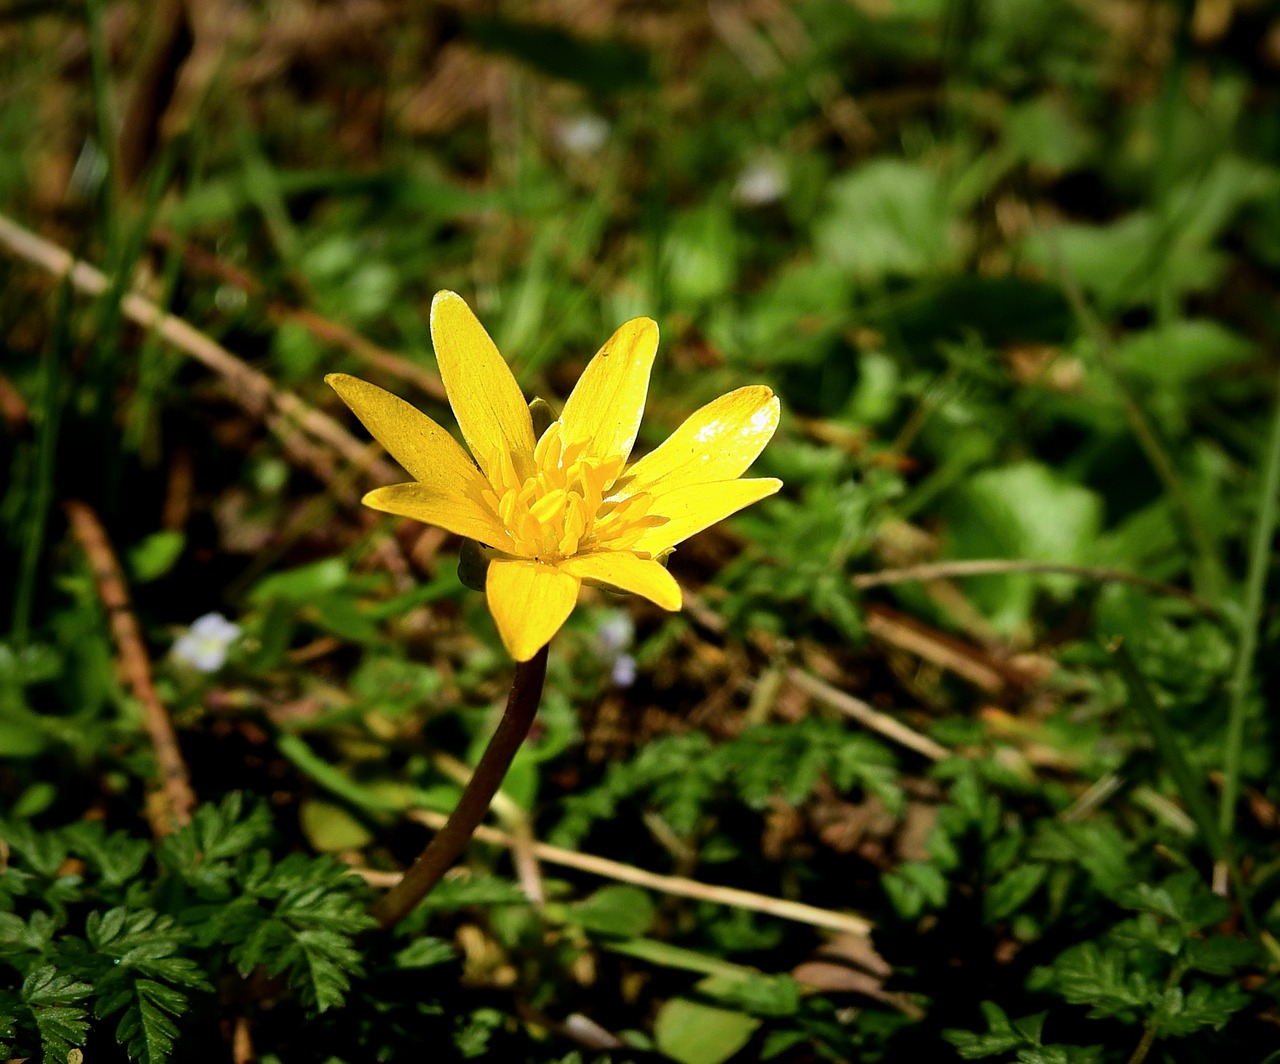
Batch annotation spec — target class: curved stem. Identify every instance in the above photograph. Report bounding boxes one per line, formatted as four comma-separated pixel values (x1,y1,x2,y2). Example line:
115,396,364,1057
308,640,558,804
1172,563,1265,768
371,645,549,930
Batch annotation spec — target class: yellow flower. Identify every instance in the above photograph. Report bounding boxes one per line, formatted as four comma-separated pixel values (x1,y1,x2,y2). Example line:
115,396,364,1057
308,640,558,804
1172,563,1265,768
328,291,781,661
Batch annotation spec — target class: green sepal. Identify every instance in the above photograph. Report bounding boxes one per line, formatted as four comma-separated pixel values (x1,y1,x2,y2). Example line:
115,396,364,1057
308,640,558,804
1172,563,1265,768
528,396,558,438
457,539,490,592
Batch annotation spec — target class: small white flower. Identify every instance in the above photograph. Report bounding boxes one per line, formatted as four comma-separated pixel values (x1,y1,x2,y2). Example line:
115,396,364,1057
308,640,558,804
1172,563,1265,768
596,612,637,687
556,113,611,155
172,612,241,673
597,613,635,655
733,157,788,207
611,654,637,688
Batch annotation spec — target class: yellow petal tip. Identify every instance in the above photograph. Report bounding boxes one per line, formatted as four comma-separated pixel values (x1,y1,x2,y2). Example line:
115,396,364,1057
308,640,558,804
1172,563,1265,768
430,289,464,315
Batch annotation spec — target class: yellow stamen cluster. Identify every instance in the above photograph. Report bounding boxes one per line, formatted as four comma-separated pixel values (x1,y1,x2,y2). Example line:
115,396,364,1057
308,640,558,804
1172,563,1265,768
480,422,665,561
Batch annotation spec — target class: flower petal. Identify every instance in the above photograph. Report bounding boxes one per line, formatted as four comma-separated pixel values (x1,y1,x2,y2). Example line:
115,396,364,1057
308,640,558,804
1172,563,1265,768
558,316,659,463
630,478,783,555
327,372,492,492
486,558,582,661
621,387,779,497
362,483,512,551
430,291,537,483
560,551,682,611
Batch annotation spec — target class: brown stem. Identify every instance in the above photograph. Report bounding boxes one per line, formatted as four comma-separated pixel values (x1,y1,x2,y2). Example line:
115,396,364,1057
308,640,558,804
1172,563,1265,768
370,645,549,930
65,500,196,834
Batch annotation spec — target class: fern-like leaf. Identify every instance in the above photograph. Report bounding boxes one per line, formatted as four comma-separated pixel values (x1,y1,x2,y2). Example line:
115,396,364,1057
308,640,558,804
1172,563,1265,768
227,853,375,1013
86,908,210,1064
21,964,92,1061
107,978,187,1064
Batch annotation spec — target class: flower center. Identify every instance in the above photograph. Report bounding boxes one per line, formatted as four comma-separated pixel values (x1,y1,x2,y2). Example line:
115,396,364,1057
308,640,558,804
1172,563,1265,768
481,422,665,562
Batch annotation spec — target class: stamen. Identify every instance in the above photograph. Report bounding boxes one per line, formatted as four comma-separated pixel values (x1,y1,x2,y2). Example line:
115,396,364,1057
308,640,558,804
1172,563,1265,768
490,419,664,562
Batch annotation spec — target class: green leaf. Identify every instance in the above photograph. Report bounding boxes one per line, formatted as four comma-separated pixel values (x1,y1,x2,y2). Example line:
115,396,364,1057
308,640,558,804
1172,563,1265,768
944,461,1102,631
228,852,375,1013
249,559,349,605
696,973,801,1018
299,799,374,853
883,861,948,920
654,997,761,1064
391,937,455,970
563,885,655,938
127,531,185,583
0,702,50,757
1004,95,1092,171
1183,934,1258,977
662,206,738,305
463,14,652,93
22,965,92,1062
158,793,274,890
1016,1047,1104,1064
985,863,1048,923
1114,320,1254,385
424,874,529,911
1119,872,1230,933
107,978,188,1064
86,908,209,990
63,821,150,889
1153,981,1249,1037
313,595,381,644
1043,941,1153,1020
1022,214,1226,310
815,159,955,279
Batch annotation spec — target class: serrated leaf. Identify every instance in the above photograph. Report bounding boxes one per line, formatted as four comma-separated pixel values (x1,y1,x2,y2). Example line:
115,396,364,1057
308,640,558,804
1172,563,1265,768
1016,1047,1104,1064
86,908,208,987
1184,934,1258,976
392,937,455,970
226,852,375,1014
292,927,363,1013
883,861,948,920
1121,872,1231,933
63,821,150,889
22,965,92,1061
985,863,1048,923
0,817,69,878
1046,942,1153,1019
109,978,186,1064
159,793,274,886
84,905,211,1064
1154,981,1249,1037
945,1026,1023,1060
943,1001,1023,1059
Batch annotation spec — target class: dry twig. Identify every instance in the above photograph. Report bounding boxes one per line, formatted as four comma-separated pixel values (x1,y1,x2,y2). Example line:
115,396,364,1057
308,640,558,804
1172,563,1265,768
0,214,399,489
786,668,950,763
854,558,1218,616
65,500,196,834
150,229,447,400
863,605,1010,694
354,810,873,938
